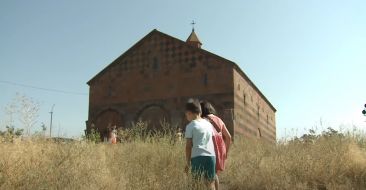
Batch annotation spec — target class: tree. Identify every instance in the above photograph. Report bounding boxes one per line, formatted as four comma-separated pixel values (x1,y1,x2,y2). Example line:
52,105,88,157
41,122,47,136
1,93,40,137
4,126,24,136
16,93,40,136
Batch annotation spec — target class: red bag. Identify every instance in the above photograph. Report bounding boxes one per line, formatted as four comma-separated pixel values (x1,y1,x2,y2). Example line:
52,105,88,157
207,116,226,172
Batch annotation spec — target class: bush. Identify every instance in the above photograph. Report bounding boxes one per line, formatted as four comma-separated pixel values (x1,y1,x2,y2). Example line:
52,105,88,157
85,128,101,143
0,126,23,143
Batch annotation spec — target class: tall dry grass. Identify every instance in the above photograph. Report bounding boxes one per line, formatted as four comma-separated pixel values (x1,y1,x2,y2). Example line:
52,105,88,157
1,130,366,190
223,136,366,190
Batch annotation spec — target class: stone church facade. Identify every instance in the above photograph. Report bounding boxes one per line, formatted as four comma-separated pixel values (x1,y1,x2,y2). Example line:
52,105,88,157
86,29,276,142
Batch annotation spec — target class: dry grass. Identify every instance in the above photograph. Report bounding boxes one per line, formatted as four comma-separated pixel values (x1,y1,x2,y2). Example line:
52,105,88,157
223,136,366,190
1,133,366,190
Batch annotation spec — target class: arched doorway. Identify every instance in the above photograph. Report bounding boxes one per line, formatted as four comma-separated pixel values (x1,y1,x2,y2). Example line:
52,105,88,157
95,109,123,141
136,105,170,130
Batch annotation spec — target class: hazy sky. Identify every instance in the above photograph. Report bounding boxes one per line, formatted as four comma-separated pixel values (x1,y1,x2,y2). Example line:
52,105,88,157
1,0,365,138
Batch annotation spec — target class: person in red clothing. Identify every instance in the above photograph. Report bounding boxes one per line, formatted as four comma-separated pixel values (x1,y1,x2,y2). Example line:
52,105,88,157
200,101,232,190
109,126,117,144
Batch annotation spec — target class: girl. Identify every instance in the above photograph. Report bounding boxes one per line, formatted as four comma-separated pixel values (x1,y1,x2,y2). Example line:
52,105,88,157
201,101,232,190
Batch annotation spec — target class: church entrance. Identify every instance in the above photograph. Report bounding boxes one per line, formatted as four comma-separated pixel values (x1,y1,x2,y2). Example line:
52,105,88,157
136,105,170,131
95,109,123,142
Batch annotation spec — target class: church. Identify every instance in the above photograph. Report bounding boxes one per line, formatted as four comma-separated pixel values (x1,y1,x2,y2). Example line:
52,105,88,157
86,28,276,142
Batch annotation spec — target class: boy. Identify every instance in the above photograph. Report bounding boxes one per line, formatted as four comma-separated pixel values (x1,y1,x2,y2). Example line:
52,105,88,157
184,99,216,189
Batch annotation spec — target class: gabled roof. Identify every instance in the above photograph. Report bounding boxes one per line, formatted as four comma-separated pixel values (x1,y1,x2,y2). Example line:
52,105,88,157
87,29,276,112
87,29,158,86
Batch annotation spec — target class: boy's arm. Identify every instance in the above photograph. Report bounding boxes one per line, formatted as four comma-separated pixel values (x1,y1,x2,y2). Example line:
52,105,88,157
185,138,193,167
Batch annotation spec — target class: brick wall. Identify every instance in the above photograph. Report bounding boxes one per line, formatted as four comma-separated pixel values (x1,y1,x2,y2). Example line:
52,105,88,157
233,69,276,142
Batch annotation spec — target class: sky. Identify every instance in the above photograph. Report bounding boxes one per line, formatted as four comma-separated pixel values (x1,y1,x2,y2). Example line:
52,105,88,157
0,0,365,139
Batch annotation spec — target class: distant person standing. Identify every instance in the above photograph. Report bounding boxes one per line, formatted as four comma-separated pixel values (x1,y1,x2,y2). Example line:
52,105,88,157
176,128,183,143
184,99,216,190
110,126,117,144
200,101,232,190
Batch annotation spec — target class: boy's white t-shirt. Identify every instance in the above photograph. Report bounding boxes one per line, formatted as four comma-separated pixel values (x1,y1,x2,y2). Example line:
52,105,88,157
185,118,216,158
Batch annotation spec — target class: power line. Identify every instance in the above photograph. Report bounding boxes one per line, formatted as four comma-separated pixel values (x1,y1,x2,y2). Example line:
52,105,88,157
0,80,88,96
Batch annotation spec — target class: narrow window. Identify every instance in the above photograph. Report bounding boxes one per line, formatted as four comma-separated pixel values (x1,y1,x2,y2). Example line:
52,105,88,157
258,128,262,138
108,85,113,97
152,57,159,71
243,93,246,105
203,73,208,86
190,61,196,68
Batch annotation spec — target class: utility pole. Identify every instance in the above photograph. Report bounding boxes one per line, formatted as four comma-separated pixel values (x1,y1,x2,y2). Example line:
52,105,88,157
49,104,55,137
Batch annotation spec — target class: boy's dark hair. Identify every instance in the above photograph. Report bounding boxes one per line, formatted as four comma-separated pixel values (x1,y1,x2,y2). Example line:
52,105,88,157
200,101,216,117
185,98,202,114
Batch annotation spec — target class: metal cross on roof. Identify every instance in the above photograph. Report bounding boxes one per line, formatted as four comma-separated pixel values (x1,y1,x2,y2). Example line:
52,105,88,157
191,20,196,31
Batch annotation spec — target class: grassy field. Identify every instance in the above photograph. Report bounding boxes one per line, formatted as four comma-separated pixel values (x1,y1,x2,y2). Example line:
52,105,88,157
0,129,366,190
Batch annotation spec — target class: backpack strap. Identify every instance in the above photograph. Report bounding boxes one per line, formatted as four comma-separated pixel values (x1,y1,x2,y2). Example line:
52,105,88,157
206,116,222,133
